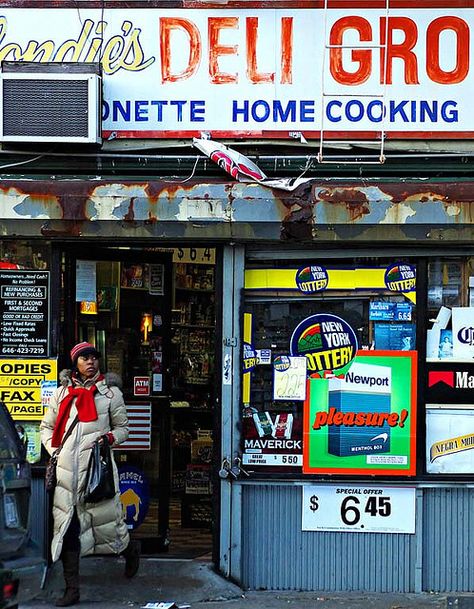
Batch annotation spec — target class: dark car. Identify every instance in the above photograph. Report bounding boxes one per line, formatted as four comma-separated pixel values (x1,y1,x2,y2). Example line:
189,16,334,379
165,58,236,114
0,402,46,608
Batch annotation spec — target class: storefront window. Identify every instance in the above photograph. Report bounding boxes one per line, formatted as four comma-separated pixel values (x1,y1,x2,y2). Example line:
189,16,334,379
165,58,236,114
426,257,474,475
242,259,418,477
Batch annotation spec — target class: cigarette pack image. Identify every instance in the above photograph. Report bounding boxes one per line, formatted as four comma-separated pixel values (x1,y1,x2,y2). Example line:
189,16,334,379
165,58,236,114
274,413,293,439
253,411,274,437
327,362,392,457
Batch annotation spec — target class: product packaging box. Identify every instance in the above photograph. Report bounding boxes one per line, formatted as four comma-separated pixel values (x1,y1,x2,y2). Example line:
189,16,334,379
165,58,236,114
327,362,392,457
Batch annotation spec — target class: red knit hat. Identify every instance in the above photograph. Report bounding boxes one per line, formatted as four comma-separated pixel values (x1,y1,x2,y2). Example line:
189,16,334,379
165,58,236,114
70,342,101,365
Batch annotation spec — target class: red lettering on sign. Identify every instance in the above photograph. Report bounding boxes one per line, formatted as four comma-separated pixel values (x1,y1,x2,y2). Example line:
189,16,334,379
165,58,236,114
330,16,372,85
209,17,238,84
160,18,201,83
380,17,419,85
426,16,469,84
281,17,293,84
246,17,274,84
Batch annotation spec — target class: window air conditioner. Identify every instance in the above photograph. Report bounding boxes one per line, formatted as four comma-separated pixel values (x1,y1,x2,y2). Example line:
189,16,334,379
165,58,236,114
0,62,101,144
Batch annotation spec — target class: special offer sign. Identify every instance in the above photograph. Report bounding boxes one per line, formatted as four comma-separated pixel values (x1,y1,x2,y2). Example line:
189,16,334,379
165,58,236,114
2,4,473,138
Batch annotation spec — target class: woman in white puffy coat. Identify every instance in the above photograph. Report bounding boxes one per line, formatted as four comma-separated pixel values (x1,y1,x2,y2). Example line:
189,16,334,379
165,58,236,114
40,342,139,607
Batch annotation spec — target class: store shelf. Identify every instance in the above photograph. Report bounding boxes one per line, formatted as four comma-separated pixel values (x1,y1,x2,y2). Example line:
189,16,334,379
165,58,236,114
172,323,215,329
175,287,214,293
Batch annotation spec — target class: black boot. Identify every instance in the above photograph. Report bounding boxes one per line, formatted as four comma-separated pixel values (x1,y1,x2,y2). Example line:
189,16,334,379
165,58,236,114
55,550,80,607
122,540,140,579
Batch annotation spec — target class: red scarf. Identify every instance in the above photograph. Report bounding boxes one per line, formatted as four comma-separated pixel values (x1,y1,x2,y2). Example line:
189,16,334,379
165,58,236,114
51,379,102,447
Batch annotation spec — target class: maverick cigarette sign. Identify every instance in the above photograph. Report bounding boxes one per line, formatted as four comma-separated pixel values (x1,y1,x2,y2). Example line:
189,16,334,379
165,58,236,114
303,351,417,476
1,5,473,138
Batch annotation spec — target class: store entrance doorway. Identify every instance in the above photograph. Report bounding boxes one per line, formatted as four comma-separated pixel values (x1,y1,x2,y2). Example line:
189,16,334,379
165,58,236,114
60,246,216,559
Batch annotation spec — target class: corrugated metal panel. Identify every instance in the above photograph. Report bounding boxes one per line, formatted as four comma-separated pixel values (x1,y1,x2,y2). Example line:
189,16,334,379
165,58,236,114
242,485,416,592
423,487,474,593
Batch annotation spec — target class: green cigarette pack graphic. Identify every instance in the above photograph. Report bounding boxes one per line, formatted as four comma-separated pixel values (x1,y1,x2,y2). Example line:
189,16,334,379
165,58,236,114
328,362,392,457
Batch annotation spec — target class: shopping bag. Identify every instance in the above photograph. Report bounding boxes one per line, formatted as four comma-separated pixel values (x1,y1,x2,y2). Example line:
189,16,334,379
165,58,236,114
84,439,116,503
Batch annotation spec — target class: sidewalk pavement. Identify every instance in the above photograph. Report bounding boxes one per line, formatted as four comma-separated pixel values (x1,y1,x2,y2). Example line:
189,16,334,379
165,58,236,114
21,555,470,609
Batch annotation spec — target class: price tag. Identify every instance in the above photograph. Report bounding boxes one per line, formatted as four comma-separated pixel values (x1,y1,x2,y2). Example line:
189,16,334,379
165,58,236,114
273,356,307,401
302,485,415,534
172,247,215,265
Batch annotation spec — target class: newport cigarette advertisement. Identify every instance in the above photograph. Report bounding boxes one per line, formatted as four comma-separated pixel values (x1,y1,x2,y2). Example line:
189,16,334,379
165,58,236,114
303,351,417,476
426,407,474,474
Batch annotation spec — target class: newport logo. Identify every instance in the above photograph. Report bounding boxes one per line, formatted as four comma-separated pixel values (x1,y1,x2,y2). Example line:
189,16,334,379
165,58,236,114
428,370,474,389
345,371,389,387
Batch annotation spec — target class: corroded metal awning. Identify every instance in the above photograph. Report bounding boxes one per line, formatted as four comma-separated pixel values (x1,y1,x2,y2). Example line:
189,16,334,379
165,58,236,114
1,177,473,242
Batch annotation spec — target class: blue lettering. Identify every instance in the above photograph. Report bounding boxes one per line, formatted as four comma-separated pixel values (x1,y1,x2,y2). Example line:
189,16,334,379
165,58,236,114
345,100,364,122
112,100,131,122
326,100,342,122
190,100,205,122
251,100,270,123
102,101,109,121
170,100,186,122
151,101,167,122
441,100,458,123
419,100,437,122
135,101,148,122
367,100,383,123
273,100,296,122
390,100,409,122
300,100,315,122
233,100,249,122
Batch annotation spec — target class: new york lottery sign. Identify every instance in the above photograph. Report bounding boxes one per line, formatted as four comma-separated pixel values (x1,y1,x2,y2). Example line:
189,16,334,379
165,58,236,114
3,3,473,138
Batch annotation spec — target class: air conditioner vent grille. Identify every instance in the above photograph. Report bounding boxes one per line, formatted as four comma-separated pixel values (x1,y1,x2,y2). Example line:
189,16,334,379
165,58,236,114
3,79,90,138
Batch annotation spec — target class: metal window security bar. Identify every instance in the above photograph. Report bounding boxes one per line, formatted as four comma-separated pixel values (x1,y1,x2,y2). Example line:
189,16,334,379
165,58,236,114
318,0,390,165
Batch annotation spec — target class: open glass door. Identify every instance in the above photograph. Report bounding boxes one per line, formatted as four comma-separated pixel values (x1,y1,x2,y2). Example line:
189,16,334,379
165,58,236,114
60,246,216,558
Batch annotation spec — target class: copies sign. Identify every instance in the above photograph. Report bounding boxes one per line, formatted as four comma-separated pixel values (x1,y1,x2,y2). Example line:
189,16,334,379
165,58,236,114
0,359,57,421
0,6,472,138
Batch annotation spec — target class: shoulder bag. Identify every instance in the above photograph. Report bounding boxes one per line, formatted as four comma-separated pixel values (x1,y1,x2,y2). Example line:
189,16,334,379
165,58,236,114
84,438,116,503
45,416,79,493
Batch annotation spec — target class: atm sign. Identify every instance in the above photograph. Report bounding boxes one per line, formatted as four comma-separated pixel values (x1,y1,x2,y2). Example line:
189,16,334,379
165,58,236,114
134,376,150,396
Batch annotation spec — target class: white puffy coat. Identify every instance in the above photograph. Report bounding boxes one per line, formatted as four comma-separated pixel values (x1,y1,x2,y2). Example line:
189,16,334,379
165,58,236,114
40,370,130,562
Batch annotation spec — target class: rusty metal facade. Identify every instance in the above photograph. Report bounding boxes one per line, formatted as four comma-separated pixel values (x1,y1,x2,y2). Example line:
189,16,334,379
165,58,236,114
1,178,474,242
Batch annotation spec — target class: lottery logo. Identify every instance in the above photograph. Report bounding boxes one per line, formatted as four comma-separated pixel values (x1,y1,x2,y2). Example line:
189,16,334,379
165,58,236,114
274,355,291,371
384,263,416,293
290,313,358,375
243,342,257,372
295,265,329,293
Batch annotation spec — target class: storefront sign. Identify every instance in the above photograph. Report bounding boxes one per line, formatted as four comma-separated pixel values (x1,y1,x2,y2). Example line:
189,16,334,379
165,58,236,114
303,351,417,476
302,485,416,533
426,407,474,473
427,362,474,403
0,359,57,420
290,313,358,376
242,410,302,468
245,266,416,303
1,7,473,138
118,466,150,530
0,270,50,357
273,356,307,401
